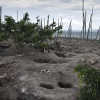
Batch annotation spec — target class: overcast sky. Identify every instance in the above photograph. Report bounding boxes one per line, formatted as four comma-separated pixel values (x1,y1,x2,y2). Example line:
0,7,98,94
0,0,100,30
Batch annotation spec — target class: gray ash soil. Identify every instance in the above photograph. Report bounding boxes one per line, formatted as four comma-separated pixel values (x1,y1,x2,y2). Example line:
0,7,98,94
0,38,100,100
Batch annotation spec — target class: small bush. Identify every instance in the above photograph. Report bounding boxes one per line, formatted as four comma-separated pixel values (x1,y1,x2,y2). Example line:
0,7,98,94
74,64,100,100
34,42,48,52
0,33,9,42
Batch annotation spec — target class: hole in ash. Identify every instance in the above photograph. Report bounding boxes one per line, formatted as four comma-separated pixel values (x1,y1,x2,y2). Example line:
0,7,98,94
40,83,54,89
34,59,50,63
58,82,72,88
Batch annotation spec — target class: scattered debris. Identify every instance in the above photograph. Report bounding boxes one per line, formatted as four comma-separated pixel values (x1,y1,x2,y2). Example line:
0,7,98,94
89,59,98,65
21,87,28,94
16,53,25,57
81,58,86,62
41,69,51,76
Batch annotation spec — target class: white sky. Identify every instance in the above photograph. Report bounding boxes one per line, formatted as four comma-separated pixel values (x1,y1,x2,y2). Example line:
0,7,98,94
0,0,100,30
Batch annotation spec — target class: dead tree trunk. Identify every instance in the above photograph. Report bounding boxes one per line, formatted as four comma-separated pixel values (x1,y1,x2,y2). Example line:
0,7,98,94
90,5,94,41
68,20,72,39
82,0,85,39
84,11,87,39
95,29,99,40
99,26,100,41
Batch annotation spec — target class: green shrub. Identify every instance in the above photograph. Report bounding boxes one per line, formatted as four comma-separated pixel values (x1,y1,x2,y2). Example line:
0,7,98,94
30,16,62,52
34,42,48,52
74,64,100,100
0,33,9,42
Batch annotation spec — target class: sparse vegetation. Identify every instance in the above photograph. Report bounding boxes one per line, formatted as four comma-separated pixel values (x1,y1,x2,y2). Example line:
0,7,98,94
0,12,62,53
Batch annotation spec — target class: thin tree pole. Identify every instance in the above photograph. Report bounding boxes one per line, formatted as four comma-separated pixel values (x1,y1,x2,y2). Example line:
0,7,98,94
0,6,2,32
44,18,45,29
82,0,85,39
0,6,2,24
84,11,87,39
47,15,49,27
60,17,63,37
87,14,92,40
95,29,99,40
55,19,59,41
68,20,72,39
68,20,72,56
99,26,100,41
57,19,59,38
91,5,94,41
52,18,54,29
61,17,62,26
81,31,82,39
17,10,18,22
41,18,42,29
